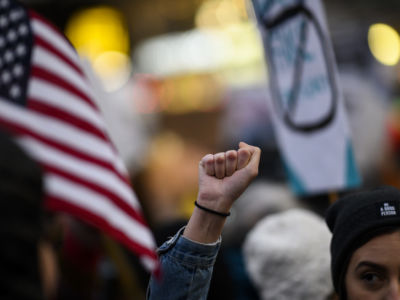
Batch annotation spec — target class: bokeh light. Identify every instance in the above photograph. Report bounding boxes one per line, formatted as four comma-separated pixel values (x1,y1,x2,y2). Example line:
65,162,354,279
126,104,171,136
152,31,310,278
368,23,400,66
195,0,248,29
65,6,131,91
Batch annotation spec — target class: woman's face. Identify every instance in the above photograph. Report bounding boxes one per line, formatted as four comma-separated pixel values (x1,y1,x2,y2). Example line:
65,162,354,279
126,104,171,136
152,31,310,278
345,231,400,300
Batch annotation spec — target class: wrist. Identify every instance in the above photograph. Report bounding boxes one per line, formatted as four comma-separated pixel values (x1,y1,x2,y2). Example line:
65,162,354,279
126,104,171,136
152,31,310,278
194,201,231,217
196,191,231,214
183,206,226,244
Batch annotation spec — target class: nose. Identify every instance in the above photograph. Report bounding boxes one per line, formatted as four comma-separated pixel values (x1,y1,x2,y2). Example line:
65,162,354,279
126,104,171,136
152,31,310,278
387,280,400,300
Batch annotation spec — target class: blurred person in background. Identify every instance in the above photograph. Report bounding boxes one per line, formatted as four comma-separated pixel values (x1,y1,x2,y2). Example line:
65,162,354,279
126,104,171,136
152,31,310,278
381,97,400,189
0,128,105,300
0,129,46,300
243,208,334,300
222,181,297,300
339,69,388,188
224,181,297,245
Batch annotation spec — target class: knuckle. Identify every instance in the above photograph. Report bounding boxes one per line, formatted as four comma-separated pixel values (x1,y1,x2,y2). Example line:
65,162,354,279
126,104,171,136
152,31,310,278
227,153,236,160
216,156,225,164
206,159,214,166
201,154,213,164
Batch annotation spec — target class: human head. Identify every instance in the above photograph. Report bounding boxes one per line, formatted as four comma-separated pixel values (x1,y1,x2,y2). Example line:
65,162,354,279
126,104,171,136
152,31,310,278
223,181,296,244
326,186,400,299
243,208,333,300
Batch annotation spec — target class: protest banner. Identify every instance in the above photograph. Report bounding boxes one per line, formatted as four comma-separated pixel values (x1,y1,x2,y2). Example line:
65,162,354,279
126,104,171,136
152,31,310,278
251,0,361,195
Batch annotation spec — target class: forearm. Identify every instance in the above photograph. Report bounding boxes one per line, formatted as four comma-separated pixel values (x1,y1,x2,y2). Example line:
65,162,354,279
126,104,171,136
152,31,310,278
147,227,220,300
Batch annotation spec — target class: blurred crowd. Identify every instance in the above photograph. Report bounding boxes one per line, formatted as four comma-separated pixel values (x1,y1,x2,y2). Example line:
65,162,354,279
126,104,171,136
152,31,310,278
3,0,400,299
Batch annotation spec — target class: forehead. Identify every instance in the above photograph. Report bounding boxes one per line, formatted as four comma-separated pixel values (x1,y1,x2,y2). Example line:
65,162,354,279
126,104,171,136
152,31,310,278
351,231,400,265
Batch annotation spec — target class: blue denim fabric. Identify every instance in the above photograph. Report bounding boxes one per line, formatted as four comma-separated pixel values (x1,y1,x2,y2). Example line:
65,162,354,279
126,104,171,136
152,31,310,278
147,227,221,300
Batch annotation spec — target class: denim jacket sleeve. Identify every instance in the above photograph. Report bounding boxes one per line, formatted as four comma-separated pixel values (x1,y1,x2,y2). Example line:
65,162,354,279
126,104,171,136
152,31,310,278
146,227,221,300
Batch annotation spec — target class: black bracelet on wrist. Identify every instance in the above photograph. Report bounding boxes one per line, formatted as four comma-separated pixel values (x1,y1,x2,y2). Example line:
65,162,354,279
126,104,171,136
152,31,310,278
194,201,231,217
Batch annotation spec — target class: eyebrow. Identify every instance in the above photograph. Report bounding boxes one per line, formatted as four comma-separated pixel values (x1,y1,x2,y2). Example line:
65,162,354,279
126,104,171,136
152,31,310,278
355,261,387,274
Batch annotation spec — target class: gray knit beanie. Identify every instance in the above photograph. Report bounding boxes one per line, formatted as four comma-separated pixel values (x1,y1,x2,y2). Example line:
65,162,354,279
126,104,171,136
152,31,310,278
243,208,333,300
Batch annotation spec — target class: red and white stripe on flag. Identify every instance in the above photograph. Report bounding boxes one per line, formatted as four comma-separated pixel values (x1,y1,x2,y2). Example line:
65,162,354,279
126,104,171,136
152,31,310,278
0,3,158,273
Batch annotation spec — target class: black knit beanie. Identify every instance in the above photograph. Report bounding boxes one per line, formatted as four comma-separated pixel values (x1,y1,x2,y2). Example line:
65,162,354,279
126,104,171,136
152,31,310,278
325,186,400,298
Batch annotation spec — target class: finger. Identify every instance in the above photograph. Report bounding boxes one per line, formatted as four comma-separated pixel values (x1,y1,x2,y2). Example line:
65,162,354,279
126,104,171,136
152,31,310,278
237,148,251,170
214,152,226,179
245,145,261,176
225,150,237,176
238,142,261,178
200,154,215,176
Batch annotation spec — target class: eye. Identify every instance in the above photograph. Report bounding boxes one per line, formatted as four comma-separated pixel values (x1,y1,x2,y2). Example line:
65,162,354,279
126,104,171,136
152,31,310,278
361,273,379,282
360,272,385,290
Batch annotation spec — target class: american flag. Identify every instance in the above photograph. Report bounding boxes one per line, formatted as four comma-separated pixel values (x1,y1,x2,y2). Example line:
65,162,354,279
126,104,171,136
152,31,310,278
0,0,158,273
